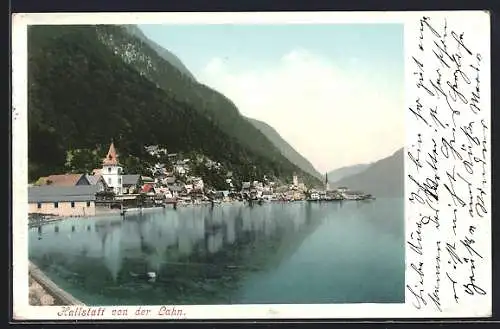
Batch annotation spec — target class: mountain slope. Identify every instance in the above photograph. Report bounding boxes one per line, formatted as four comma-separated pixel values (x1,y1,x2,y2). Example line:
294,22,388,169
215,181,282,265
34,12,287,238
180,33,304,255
93,25,321,187
247,117,322,179
122,25,196,80
327,163,371,183
334,148,404,197
27,25,317,187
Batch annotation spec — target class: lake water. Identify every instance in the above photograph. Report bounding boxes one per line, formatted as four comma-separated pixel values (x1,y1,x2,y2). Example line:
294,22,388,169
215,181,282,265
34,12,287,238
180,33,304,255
28,199,404,305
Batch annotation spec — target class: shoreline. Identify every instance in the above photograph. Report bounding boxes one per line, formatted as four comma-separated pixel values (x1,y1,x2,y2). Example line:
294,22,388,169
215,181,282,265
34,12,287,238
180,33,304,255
29,262,84,306
29,198,376,227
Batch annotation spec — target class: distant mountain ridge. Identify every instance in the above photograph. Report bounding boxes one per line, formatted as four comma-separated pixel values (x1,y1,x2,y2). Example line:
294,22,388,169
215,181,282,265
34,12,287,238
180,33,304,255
327,163,371,184
246,117,323,180
334,148,404,197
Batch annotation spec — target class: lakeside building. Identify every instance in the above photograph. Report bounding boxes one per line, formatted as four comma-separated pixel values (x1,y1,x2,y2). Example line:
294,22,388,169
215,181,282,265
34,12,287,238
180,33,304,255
122,174,141,194
85,174,108,192
101,142,123,195
35,173,91,187
28,185,99,217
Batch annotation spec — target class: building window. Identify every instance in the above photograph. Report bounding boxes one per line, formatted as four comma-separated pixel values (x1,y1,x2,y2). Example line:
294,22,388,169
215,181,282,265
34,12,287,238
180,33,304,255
71,201,75,208
108,167,111,173
108,178,112,184
37,203,41,209
54,202,59,208
118,178,121,184
86,201,91,207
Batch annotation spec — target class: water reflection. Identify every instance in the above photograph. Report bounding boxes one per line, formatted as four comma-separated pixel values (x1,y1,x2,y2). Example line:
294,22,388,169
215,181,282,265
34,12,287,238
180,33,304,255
28,199,404,305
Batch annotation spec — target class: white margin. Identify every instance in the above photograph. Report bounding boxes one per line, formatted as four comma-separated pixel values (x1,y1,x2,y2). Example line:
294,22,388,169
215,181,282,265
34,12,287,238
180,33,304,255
11,11,491,320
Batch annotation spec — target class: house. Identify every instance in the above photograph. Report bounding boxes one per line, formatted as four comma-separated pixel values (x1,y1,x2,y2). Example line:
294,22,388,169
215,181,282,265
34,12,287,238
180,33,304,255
167,153,178,162
145,145,168,157
163,176,176,185
36,174,91,187
122,174,141,194
192,177,204,191
252,181,263,190
214,190,229,200
156,187,173,199
168,185,183,198
310,192,320,200
184,184,193,194
141,176,155,184
28,185,99,217
140,183,156,195
174,164,187,176
85,174,108,192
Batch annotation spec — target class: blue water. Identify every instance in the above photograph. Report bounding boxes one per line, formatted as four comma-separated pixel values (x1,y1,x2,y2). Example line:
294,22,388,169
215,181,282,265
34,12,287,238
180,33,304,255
28,199,404,305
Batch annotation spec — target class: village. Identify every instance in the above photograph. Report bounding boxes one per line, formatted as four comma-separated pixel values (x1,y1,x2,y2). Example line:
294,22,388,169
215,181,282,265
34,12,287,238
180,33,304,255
28,142,372,222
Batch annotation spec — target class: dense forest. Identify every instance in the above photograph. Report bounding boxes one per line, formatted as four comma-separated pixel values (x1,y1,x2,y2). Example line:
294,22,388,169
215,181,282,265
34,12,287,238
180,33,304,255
28,25,321,188
97,25,309,175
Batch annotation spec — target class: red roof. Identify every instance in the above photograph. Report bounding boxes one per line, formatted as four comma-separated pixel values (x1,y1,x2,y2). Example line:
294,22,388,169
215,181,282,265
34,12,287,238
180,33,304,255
141,184,155,193
41,174,86,187
102,142,119,166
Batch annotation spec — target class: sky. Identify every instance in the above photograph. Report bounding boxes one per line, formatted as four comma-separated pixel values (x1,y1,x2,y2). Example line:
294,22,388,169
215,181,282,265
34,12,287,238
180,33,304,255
138,24,404,173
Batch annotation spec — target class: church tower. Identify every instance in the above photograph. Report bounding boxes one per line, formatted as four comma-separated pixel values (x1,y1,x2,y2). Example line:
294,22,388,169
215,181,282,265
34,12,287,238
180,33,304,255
325,172,330,191
102,141,123,195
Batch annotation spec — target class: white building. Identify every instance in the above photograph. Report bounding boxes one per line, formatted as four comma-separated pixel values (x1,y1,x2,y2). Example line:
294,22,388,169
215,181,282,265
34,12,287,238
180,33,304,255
101,142,123,195
192,177,204,191
184,184,193,194
292,175,299,187
174,164,187,176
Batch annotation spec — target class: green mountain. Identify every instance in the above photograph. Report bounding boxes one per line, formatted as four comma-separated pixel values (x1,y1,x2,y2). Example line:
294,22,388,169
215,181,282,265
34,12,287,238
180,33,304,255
246,117,323,180
117,25,323,180
95,24,321,186
327,163,371,184
27,25,320,188
334,148,404,197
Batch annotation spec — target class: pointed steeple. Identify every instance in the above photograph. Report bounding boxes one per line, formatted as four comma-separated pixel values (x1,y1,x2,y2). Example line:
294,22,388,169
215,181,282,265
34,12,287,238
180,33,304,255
102,141,119,166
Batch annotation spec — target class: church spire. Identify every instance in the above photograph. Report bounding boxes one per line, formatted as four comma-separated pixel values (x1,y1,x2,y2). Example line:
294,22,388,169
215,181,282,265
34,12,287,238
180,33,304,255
103,141,119,166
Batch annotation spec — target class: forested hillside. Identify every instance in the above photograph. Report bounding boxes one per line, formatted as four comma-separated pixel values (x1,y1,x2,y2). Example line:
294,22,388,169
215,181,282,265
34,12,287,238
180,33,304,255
28,25,320,188
247,117,323,180
95,25,319,183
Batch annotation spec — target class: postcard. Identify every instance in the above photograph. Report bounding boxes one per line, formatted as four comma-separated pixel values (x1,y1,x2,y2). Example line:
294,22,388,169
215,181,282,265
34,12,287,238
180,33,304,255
11,11,491,320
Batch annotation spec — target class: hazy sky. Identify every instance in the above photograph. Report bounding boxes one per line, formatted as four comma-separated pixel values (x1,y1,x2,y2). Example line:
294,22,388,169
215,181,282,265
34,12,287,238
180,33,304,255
139,24,404,173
